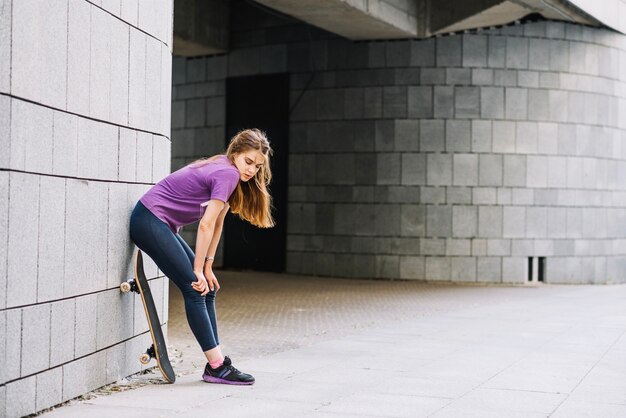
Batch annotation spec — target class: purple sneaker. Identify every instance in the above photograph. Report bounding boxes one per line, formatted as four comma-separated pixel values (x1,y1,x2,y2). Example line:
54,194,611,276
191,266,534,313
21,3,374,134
202,356,255,385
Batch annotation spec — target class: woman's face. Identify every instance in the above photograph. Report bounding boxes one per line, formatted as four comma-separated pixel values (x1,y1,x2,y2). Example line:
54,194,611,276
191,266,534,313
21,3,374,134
233,149,265,182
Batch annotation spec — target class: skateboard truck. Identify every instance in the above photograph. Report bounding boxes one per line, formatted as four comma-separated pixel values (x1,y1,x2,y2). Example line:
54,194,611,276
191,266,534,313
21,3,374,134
120,279,139,293
140,344,156,365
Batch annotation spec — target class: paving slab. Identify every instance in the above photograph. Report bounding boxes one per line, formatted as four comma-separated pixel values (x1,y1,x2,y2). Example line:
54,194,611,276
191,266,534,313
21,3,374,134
39,272,626,418
550,401,626,417
316,392,451,418
442,387,566,414
180,393,320,418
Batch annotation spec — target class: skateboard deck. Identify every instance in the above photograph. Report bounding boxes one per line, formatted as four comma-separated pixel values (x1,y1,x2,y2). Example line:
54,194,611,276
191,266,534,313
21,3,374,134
121,250,176,383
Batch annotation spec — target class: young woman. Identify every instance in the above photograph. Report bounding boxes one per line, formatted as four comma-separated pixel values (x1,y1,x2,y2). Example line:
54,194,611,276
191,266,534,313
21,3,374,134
129,128,274,385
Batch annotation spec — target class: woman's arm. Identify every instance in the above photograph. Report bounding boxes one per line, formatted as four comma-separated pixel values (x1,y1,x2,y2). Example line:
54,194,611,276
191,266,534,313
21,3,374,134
193,200,225,294
204,203,230,268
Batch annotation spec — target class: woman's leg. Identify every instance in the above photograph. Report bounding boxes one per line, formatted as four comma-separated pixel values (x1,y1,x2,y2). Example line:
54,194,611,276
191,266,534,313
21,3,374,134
174,233,224,366
129,202,218,352
174,234,220,344
173,234,253,385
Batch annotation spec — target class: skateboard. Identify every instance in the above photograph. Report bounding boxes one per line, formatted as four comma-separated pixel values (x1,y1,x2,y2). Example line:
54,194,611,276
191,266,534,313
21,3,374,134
120,250,176,383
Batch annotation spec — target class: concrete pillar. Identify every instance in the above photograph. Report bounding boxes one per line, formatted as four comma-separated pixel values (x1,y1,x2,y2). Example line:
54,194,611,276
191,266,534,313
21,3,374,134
1,1,173,416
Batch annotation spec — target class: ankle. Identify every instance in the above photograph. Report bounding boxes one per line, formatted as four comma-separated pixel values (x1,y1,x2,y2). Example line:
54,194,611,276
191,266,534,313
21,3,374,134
208,357,224,369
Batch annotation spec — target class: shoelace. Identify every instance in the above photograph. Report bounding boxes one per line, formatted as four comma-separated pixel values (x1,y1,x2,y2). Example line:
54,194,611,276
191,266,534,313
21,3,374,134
225,363,242,374
222,357,242,374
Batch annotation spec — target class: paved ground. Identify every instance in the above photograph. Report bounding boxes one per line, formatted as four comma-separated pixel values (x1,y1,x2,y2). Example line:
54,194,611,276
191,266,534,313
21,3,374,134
42,271,626,417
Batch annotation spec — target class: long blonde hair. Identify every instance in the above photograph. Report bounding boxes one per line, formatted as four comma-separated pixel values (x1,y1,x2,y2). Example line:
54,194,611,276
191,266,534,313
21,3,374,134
191,129,274,228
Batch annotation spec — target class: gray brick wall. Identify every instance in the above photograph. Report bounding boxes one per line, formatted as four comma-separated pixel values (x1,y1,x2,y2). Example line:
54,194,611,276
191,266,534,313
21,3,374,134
172,1,626,292
0,1,173,417
170,55,228,258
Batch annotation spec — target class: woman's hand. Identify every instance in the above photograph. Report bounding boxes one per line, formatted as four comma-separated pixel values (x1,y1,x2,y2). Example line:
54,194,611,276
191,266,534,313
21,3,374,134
203,264,221,293
192,271,210,296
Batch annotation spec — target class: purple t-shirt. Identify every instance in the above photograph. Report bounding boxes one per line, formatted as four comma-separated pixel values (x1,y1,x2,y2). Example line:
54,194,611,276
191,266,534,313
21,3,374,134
140,155,240,233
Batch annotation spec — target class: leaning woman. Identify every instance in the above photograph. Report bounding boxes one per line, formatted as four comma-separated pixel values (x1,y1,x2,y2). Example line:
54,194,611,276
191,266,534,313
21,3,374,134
129,128,274,385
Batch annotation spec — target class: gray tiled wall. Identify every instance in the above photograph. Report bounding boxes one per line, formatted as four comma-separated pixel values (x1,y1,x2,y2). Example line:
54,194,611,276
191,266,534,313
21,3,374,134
0,1,173,417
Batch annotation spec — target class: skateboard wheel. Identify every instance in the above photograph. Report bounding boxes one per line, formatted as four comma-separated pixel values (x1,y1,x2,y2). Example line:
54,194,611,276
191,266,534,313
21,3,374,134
120,282,131,293
139,353,151,364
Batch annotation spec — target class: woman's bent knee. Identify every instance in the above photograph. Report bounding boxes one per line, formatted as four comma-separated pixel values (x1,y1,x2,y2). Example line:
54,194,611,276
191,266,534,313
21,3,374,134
182,288,206,304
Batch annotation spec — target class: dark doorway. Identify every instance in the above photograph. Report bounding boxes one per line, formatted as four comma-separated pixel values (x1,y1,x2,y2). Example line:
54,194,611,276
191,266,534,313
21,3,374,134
223,74,289,272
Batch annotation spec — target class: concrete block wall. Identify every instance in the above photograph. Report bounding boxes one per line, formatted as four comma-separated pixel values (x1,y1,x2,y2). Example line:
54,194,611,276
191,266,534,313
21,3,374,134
282,21,626,285
170,56,227,256
0,1,173,417
173,1,626,284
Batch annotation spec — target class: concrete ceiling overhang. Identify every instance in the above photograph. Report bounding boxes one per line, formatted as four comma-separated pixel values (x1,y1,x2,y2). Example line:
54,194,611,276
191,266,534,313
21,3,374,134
174,0,230,57
250,0,623,40
562,0,626,34
252,0,425,39
431,0,599,34
430,2,530,34
172,0,624,56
